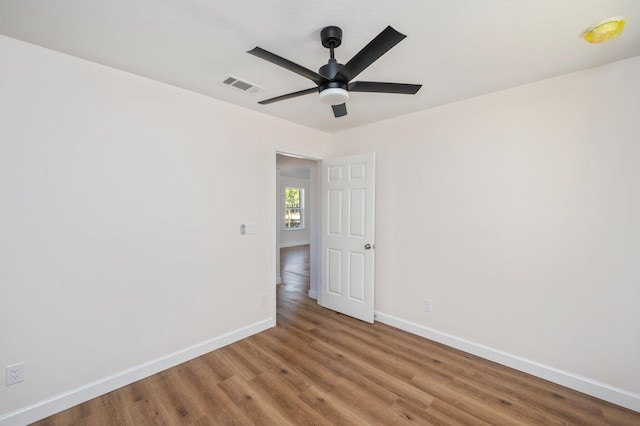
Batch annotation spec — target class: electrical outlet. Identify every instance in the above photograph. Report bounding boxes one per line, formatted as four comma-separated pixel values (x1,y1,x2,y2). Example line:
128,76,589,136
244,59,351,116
6,363,24,386
260,293,267,305
423,299,433,312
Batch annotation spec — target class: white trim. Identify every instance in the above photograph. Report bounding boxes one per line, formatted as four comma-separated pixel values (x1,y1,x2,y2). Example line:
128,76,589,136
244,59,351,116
279,240,311,248
374,311,640,412
274,149,324,162
0,319,273,426
308,290,318,299
270,151,279,325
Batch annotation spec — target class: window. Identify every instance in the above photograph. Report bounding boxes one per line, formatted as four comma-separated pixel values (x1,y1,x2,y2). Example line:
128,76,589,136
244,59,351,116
284,187,304,229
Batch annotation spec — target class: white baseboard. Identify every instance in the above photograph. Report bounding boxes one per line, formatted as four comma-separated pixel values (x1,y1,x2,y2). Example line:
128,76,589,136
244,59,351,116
374,311,640,412
308,290,318,299
0,318,274,426
279,241,310,248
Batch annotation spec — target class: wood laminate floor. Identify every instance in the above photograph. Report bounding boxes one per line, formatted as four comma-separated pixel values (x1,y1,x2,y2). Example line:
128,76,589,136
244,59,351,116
34,245,639,425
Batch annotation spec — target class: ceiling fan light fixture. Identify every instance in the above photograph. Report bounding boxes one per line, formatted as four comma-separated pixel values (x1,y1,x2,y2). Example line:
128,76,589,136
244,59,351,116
248,25,421,117
584,18,625,44
319,88,349,105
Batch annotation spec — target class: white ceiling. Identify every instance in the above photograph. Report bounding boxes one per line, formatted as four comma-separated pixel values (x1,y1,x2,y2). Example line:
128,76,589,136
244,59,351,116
1,1,639,133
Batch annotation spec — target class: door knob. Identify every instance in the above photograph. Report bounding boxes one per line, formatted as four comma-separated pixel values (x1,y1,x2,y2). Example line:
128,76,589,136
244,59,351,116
364,243,372,250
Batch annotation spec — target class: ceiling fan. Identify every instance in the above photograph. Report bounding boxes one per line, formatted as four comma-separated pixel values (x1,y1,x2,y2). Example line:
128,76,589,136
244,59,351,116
247,26,422,118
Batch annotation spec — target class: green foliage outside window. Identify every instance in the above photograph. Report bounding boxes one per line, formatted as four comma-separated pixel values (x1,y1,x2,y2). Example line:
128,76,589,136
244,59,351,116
285,187,304,229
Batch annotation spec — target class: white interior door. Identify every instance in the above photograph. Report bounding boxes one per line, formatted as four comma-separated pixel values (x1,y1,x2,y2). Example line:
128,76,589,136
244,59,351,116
320,153,375,323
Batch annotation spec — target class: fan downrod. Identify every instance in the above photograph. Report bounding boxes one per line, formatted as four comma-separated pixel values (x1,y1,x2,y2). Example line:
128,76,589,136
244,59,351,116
320,26,345,80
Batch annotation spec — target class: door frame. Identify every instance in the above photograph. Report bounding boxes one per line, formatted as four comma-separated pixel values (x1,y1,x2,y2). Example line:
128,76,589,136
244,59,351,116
270,147,323,327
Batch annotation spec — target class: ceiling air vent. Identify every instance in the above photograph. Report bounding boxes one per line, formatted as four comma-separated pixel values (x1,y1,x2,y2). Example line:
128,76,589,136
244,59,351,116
222,75,265,94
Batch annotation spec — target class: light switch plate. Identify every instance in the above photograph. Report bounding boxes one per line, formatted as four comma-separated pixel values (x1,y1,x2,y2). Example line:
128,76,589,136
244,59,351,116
241,223,256,234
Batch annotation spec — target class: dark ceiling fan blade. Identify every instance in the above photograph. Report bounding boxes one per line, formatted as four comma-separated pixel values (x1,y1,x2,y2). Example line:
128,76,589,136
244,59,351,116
335,26,406,83
332,103,348,118
258,87,319,105
349,81,422,94
247,47,328,86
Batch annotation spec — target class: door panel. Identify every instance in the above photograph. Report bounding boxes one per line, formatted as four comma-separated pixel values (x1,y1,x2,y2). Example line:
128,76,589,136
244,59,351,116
348,251,365,301
327,248,342,294
320,153,375,323
327,190,342,235
349,188,366,237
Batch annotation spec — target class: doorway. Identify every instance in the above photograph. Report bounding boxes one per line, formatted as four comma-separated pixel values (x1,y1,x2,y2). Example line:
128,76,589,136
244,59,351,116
275,153,321,312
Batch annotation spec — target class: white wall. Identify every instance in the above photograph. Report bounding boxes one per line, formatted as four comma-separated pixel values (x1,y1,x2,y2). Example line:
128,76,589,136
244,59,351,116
0,35,329,421
329,56,640,406
279,175,311,247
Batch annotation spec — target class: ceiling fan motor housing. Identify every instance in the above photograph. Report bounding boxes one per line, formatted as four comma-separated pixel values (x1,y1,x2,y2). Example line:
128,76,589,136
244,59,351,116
319,59,345,81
